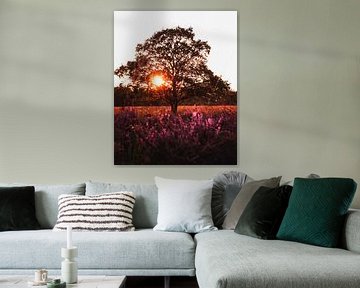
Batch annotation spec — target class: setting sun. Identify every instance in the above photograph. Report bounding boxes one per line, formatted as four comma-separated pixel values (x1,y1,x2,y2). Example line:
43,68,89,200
150,75,165,88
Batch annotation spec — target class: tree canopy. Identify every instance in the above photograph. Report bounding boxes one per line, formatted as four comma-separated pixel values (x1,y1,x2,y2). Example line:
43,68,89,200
115,26,233,113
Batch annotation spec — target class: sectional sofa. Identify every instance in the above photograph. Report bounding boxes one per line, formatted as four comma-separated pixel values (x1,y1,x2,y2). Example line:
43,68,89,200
0,180,360,288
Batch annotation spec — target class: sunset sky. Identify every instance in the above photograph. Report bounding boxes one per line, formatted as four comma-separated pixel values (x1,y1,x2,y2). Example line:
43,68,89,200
114,11,237,91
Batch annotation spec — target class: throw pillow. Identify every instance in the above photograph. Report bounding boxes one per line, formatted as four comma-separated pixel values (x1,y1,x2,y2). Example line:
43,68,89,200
222,176,281,230
212,171,250,228
277,178,357,247
0,186,41,231
53,192,136,231
234,185,293,239
153,177,217,233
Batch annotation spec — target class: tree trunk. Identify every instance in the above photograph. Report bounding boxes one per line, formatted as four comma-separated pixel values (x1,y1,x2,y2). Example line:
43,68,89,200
170,80,178,114
171,102,178,114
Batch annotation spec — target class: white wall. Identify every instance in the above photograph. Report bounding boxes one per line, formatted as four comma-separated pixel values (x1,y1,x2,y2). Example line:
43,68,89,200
0,0,359,207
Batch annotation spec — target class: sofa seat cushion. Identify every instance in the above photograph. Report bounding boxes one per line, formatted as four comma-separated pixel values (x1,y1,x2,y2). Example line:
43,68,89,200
0,229,195,270
195,230,360,288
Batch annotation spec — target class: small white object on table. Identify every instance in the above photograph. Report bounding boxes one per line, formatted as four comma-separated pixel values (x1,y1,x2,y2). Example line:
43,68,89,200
62,225,78,284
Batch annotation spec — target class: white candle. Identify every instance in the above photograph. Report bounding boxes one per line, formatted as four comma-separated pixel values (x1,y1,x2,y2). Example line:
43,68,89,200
67,225,72,249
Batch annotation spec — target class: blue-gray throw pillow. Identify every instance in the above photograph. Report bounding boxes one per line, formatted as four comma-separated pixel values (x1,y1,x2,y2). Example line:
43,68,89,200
212,171,249,228
0,186,40,231
277,178,357,247
235,185,292,239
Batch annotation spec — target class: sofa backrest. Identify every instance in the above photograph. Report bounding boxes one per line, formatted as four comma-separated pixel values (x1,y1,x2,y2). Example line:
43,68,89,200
86,181,158,229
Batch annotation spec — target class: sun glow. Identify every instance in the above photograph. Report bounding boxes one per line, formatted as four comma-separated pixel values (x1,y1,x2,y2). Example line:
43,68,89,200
150,75,165,88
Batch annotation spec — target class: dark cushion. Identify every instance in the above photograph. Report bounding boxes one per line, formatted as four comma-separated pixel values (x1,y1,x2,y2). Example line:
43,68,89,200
235,185,292,239
277,178,357,247
211,171,249,228
0,186,40,231
222,176,282,230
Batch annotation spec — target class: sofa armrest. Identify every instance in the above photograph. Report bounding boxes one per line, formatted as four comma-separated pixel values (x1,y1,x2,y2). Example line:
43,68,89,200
342,209,360,253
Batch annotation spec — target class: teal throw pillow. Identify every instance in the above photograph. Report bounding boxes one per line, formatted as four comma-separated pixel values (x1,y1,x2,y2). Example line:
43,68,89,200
277,178,357,247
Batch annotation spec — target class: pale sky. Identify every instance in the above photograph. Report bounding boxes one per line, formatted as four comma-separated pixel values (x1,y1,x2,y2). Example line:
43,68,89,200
114,11,237,91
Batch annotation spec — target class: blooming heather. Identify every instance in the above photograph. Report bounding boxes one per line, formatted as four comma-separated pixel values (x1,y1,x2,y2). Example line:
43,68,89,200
114,106,237,165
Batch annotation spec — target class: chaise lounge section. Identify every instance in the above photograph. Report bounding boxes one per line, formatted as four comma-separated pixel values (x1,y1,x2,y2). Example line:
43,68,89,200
195,216,360,288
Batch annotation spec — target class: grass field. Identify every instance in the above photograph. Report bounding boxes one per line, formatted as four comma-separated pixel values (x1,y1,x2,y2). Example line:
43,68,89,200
114,105,237,165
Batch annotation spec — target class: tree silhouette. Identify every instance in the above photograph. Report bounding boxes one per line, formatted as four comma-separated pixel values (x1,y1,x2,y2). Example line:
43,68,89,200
115,26,230,113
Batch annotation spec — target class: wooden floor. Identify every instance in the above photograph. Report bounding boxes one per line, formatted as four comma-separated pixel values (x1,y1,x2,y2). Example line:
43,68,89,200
126,276,199,288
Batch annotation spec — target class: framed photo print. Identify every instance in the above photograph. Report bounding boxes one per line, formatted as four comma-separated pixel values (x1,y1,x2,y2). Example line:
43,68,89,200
114,11,237,165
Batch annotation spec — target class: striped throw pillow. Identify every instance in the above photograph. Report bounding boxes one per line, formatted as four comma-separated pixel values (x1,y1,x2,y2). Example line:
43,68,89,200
53,192,135,231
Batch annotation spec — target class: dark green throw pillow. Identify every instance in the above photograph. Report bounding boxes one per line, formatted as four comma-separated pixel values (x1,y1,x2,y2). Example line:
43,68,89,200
277,178,357,247
0,186,41,231
234,185,292,239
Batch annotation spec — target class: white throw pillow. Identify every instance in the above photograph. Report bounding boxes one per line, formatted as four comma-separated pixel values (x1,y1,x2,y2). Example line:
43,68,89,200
153,177,217,233
53,192,135,231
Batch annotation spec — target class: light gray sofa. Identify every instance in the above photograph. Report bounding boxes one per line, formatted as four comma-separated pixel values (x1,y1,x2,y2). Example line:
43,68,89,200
0,181,360,288
0,181,195,280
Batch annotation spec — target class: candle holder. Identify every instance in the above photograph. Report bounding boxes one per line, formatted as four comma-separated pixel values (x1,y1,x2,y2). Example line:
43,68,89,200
61,247,78,284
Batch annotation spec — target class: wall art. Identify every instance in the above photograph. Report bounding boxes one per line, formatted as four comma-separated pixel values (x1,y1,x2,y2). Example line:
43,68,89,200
114,11,237,165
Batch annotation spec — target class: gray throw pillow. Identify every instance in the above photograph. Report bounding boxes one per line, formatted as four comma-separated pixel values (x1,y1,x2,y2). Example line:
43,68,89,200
153,177,217,233
222,176,281,230
212,171,250,228
0,183,85,228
